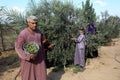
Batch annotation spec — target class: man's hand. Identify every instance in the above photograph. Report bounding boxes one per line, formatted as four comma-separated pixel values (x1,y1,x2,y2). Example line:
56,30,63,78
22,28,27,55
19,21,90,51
50,43,55,47
30,54,37,61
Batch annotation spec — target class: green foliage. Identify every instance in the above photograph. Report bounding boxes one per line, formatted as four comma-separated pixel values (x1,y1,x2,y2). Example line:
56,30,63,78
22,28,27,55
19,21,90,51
72,65,85,73
0,0,120,68
3,8,26,34
97,11,120,45
85,31,103,57
26,0,79,67
82,0,96,24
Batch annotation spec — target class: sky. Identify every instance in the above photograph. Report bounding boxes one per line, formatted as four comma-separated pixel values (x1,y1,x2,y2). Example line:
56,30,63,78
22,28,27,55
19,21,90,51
0,0,120,17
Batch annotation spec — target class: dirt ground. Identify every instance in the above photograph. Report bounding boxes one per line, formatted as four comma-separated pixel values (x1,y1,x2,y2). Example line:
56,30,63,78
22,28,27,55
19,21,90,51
0,38,120,80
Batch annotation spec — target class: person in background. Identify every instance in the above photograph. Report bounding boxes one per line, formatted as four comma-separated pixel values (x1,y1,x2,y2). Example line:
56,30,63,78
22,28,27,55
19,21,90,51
71,28,86,70
42,36,55,68
15,15,47,80
87,22,96,35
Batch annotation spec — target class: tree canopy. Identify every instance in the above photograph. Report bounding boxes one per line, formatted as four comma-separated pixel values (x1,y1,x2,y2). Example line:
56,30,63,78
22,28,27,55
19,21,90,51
0,0,120,68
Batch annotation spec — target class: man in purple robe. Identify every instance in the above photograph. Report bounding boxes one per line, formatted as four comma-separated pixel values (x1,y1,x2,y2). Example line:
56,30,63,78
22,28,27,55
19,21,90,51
71,28,86,69
15,16,47,80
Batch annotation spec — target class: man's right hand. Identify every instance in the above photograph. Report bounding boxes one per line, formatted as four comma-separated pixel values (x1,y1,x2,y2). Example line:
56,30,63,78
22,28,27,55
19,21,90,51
30,54,37,61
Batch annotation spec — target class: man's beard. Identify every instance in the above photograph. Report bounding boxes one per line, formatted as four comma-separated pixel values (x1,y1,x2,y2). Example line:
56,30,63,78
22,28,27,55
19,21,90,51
30,27,37,31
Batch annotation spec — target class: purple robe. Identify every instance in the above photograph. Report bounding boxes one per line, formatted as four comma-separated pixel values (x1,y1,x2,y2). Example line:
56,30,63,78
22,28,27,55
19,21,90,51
15,28,47,80
74,33,86,67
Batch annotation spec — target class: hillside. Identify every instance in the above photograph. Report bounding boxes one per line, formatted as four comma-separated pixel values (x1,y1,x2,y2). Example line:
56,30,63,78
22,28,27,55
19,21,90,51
0,38,120,80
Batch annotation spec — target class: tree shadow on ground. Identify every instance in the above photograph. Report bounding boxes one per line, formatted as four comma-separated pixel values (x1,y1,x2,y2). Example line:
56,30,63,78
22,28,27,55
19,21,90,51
0,50,19,76
85,49,99,66
47,67,65,80
86,49,98,58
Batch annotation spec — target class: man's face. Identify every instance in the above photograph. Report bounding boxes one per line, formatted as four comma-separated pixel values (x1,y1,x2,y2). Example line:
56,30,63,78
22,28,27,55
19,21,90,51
27,22,37,31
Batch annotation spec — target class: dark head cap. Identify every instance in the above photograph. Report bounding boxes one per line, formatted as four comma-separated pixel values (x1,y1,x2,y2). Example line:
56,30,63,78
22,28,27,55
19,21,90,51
79,27,84,31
